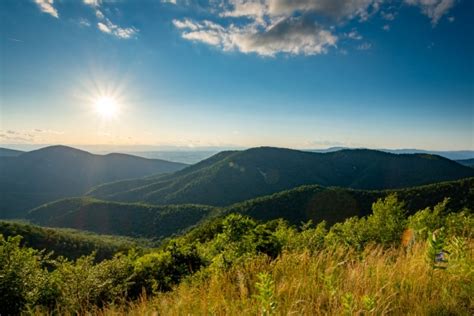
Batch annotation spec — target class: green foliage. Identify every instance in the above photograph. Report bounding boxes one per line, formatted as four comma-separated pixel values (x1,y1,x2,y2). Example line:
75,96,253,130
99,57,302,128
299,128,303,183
205,214,281,269
49,254,133,312
426,229,447,269
326,195,408,249
0,220,146,261
408,199,448,240
366,194,407,245
254,272,277,316
0,235,49,315
130,242,202,295
0,197,472,314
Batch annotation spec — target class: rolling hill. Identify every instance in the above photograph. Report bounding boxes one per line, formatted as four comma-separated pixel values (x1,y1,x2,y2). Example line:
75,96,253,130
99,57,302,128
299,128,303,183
27,198,217,238
0,145,187,218
28,178,473,238
0,220,149,261
88,147,474,206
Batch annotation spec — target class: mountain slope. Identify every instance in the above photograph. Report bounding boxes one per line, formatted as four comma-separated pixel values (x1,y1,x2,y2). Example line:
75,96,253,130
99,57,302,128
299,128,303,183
225,177,474,225
88,147,474,206
0,147,24,157
29,178,473,238
27,198,217,238
0,145,187,218
0,220,147,261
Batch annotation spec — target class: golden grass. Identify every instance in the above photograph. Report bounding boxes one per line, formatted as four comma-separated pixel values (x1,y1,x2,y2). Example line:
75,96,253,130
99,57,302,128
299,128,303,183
97,240,473,316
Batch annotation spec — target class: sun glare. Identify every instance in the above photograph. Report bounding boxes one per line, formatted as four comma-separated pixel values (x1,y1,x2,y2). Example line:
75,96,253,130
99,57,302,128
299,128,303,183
94,96,119,119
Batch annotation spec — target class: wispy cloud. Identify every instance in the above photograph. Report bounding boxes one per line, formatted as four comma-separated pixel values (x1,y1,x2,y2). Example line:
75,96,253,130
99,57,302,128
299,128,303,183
78,18,91,27
357,42,372,50
8,37,24,43
34,0,58,18
405,0,455,25
0,129,64,144
93,9,138,39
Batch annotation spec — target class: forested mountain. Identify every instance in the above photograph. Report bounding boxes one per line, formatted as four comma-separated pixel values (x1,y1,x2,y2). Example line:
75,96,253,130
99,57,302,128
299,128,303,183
29,178,473,239
0,221,148,261
0,145,187,218
225,177,474,225
88,147,474,206
28,198,217,238
456,158,474,168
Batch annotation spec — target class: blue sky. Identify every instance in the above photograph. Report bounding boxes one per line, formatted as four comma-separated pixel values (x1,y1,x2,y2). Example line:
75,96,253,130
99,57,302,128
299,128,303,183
0,0,473,151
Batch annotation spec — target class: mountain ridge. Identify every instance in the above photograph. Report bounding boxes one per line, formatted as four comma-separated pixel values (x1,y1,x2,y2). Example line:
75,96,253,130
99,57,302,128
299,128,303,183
88,146,474,206
0,145,188,218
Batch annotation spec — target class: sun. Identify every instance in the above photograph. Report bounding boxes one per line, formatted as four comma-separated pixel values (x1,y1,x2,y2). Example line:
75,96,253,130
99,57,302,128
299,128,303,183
94,96,119,119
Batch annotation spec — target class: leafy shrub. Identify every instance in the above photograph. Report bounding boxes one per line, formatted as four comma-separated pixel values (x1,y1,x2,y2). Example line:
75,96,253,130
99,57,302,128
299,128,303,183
130,242,202,296
0,235,50,315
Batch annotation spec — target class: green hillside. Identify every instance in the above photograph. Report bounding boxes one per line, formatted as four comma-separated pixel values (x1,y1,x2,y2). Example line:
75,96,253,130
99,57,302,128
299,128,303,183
226,177,474,225
0,145,187,218
29,178,473,238
0,221,148,261
87,147,474,206
27,198,218,238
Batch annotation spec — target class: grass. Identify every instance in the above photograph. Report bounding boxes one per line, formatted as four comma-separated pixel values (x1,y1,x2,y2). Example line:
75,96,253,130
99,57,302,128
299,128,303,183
94,240,473,315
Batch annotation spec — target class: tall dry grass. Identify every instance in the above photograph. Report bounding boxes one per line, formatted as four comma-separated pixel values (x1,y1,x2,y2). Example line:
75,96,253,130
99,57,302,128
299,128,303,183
98,240,473,316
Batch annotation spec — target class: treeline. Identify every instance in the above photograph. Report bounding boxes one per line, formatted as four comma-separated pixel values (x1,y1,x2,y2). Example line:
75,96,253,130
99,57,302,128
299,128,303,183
1,195,472,314
0,221,151,261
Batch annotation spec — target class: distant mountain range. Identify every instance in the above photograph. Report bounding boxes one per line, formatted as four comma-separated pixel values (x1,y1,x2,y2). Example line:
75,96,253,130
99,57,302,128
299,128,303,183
27,178,474,238
88,147,474,206
0,147,24,157
456,158,474,168
310,147,474,160
0,145,187,218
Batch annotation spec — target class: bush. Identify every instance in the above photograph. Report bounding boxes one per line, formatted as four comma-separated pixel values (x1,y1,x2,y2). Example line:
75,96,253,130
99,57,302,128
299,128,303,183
0,235,50,315
130,242,203,296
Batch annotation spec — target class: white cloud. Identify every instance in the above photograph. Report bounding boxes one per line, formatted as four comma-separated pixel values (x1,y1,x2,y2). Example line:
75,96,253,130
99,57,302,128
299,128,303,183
172,0,459,56
34,0,58,18
83,0,101,6
162,0,177,4
381,11,396,20
95,9,138,39
95,9,105,19
405,0,455,25
98,22,111,33
346,30,363,40
173,0,384,56
78,18,91,27
97,20,138,39
174,17,337,57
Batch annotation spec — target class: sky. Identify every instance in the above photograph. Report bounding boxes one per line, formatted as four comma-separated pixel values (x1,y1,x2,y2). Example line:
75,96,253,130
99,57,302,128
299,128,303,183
0,0,473,151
